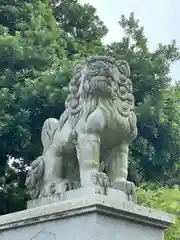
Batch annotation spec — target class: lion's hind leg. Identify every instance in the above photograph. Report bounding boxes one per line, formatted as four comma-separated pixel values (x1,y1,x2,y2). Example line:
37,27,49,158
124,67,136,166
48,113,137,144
39,143,67,197
39,118,68,197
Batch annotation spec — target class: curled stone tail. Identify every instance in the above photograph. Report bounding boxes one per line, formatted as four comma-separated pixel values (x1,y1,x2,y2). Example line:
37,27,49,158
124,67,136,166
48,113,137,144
41,118,59,154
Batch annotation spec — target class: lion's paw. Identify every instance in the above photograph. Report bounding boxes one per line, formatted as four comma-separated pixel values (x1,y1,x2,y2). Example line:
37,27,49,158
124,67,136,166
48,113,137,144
110,180,137,202
40,179,71,198
91,172,109,195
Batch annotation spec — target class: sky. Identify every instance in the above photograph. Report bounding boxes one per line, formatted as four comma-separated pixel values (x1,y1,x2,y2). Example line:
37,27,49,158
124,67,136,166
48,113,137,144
79,0,180,82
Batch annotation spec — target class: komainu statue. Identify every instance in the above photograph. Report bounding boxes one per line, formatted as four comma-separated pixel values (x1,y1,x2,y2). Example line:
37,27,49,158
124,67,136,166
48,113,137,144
25,56,137,201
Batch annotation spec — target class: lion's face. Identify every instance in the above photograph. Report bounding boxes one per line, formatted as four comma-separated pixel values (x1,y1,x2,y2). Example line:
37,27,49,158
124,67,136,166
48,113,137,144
72,56,135,116
78,56,117,97
67,56,136,138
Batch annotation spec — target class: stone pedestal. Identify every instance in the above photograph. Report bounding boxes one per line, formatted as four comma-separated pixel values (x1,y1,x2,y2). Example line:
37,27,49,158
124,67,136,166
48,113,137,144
0,193,174,240
27,187,128,209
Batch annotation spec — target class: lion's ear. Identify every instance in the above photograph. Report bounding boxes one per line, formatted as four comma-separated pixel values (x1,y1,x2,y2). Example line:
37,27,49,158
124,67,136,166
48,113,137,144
116,60,130,78
73,59,86,73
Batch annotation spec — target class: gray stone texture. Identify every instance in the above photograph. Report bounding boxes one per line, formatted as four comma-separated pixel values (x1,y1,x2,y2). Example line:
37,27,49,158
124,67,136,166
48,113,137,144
0,194,174,240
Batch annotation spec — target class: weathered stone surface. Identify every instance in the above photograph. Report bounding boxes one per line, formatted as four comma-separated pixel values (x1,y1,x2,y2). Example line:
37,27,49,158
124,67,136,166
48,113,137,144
27,187,127,209
25,56,138,202
0,194,174,240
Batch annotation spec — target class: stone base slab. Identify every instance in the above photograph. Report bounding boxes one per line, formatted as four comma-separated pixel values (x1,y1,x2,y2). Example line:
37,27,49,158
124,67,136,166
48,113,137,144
0,194,174,240
27,187,127,209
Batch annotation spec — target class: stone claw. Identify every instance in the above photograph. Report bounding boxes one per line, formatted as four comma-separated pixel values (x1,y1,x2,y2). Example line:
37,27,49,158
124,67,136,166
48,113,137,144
91,172,108,195
40,179,72,198
110,180,137,203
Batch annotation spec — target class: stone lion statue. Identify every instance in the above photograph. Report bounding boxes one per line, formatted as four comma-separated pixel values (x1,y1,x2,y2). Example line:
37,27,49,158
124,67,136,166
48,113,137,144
26,56,137,201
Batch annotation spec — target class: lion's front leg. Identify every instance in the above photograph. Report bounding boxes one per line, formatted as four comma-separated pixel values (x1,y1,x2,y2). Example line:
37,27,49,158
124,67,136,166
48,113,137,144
76,108,108,191
105,144,136,202
106,144,128,183
77,133,101,187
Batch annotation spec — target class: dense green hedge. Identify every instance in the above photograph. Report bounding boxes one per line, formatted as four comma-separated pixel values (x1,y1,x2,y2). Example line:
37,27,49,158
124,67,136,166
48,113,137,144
137,186,180,240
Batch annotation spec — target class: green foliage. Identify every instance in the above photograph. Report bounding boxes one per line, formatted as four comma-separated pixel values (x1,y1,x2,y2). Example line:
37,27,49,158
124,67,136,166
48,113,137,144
0,0,107,167
0,0,180,216
53,0,108,41
137,186,180,240
0,0,68,213
0,160,28,215
106,13,180,184
0,0,66,167
0,0,107,214
53,0,107,59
